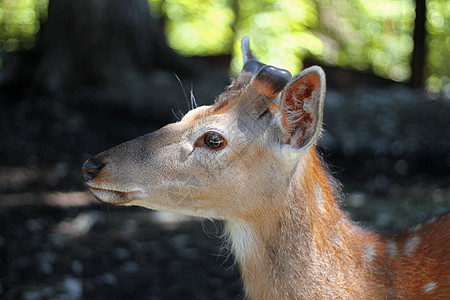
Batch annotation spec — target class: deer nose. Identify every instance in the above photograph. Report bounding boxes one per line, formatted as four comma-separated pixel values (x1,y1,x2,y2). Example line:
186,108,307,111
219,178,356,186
82,158,105,182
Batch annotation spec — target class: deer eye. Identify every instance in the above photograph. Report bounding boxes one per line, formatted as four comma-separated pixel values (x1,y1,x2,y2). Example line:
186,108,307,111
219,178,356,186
200,131,227,151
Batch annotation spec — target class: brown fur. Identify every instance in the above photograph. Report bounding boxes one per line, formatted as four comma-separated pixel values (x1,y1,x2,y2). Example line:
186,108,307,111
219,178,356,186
226,148,449,299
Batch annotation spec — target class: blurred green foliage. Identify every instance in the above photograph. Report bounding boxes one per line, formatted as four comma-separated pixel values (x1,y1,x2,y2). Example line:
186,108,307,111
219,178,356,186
150,0,235,56
151,0,447,95
0,0,448,95
0,0,48,52
425,0,450,96
153,0,417,81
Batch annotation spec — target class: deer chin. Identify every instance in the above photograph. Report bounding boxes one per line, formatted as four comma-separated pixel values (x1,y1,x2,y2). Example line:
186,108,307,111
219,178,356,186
88,187,144,205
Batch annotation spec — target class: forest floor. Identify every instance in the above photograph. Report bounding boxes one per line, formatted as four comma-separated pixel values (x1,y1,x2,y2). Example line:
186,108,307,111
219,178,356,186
0,92,449,300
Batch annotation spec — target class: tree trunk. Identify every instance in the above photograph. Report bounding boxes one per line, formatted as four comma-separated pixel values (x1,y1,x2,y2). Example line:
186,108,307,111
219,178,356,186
410,0,426,88
1,0,200,100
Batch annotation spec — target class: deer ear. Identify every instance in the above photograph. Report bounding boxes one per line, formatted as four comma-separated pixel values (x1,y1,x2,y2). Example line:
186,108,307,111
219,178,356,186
237,65,292,114
251,65,292,98
278,66,326,150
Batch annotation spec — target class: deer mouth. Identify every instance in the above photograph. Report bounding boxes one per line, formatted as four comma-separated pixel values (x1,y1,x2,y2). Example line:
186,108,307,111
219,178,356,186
89,187,143,205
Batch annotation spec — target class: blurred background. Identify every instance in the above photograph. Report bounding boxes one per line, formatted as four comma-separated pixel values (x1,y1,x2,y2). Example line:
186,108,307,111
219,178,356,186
0,0,449,299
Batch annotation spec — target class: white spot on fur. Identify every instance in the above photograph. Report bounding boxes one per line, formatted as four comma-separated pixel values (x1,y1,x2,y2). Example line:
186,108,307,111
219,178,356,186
331,231,342,247
413,223,422,231
386,241,398,257
365,244,377,261
427,217,436,224
423,282,437,293
224,220,259,269
315,184,325,212
404,236,420,255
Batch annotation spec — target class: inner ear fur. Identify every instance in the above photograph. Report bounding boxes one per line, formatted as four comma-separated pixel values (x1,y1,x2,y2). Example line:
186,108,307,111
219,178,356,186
279,66,326,149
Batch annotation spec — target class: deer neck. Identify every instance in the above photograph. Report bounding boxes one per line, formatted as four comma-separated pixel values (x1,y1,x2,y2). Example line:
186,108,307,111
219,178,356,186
225,148,380,299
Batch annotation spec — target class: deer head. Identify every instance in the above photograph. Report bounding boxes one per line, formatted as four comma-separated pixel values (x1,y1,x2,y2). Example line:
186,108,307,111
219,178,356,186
82,36,326,221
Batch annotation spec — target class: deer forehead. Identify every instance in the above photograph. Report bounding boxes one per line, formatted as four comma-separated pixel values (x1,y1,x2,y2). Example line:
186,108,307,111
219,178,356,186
180,103,262,138
181,105,212,124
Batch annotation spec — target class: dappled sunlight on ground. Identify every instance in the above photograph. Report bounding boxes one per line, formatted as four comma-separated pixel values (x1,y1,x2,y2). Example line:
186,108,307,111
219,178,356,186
0,191,95,208
0,189,238,299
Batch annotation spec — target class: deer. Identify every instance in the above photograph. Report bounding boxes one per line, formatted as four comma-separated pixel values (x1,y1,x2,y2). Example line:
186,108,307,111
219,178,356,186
82,37,450,299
